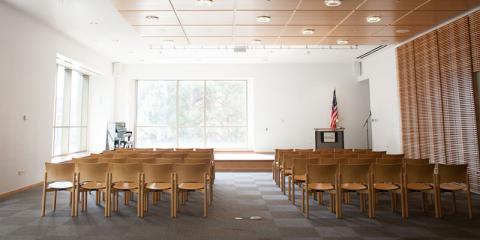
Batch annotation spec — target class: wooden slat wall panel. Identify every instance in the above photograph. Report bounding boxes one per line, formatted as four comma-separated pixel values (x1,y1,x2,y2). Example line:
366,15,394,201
397,42,420,159
470,10,480,72
414,31,446,164
438,16,480,191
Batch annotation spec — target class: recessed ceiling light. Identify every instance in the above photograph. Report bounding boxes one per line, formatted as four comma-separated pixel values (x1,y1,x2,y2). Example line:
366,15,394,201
256,16,271,23
324,0,342,7
89,21,98,25
366,16,382,23
302,28,315,35
251,39,262,45
395,29,411,34
145,15,160,22
197,0,214,6
336,39,349,45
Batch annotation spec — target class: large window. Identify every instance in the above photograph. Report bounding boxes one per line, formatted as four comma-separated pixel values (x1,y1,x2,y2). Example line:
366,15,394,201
53,65,89,156
136,80,248,148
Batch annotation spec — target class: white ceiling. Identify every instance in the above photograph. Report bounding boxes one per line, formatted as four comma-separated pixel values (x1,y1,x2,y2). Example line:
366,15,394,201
3,0,381,64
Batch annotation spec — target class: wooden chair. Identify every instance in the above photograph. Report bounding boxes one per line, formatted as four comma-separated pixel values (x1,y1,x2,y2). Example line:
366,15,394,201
376,158,403,164
436,164,473,219
125,158,155,164
290,158,307,205
338,163,373,218
302,164,339,218
371,163,405,218
382,154,404,159
76,163,109,216
72,158,98,164
274,149,294,186
41,163,76,217
294,148,314,153
404,163,439,218
353,149,371,153
404,158,429,165
108,163,143,217
174,164,210,217
156,158,184,164
175,148,194,151
161,153,187,159
282,153,306,195
155,148,175,151
183,158,214,203
142,163,175,218
98,158,126,164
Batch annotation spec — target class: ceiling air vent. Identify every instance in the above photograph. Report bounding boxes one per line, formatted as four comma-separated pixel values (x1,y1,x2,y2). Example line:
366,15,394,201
233,46,247,53
356,45,388,59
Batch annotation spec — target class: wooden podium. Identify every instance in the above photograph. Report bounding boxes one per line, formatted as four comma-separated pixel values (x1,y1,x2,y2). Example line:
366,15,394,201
314,128,345,150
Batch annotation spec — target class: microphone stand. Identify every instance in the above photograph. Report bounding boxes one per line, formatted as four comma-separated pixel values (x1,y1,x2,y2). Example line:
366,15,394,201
363,111,372,149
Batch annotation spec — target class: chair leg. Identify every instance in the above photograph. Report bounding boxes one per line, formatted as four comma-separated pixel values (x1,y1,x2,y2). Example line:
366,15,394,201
209,182,213,205
144,191,149,213
84,191,88,212
371,190,376,218
53,190,57,212
204,189,208,218
421,192,426,213
467,190,473,219
292,180,296,205
288,176,292,201
301,187,305,214
336,189,342,219
318,192,323,206
404,190,409,219
452,192,456,214
305,189,309,218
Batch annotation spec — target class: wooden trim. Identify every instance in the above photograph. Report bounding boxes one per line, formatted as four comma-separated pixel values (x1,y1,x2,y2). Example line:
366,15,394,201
0,182,43,199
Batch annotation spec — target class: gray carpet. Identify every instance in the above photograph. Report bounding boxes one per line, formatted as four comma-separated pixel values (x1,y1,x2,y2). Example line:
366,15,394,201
0,172,479,240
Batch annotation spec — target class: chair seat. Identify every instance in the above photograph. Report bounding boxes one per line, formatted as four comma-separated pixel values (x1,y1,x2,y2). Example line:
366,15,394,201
293,175,305,181
81,181,106,190
440,182,466,191
308,183,335,191
374,183,400,191
407,183,433,191
341,183,367,191
113,182,138,190
284,169,292,175
178,183,204,190
145,182,171,190
48,181,73,190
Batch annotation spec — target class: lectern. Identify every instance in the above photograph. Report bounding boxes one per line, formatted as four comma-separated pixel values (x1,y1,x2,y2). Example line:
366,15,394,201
314,128,345,150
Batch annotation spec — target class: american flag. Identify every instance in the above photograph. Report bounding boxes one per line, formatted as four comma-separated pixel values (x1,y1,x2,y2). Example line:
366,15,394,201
330,89,338,129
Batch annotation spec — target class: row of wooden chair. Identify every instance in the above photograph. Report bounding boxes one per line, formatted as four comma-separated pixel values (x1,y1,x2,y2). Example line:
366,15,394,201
41,162,212,218
285,160,473,220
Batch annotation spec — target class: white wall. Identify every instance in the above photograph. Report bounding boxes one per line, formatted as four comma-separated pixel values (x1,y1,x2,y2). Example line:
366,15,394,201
0,2,114,193
360,47,403,154
114,63,371,152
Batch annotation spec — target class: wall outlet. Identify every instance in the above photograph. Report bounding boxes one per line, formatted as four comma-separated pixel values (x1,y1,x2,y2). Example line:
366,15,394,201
17,170,25,176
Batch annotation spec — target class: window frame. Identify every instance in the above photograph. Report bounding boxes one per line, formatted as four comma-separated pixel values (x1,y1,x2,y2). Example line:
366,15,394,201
134,79,249,149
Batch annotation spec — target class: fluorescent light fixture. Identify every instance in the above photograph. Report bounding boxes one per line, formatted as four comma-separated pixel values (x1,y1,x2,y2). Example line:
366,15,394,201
336,39,349,45
366,16,382,23
145,15,160,22
197,0,214,6
256,16,271,23
251,39,262,45
324,0,342,7
302,28,315,35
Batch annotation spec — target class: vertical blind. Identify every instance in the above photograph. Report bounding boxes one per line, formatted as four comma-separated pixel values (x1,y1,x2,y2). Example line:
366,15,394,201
398,11,480,192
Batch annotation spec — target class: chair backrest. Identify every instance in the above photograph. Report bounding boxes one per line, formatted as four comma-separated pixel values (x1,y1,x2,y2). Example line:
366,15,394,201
72,158,98,164
352,149,371,153
336,148,354,153
160,153,187,159
175,164,209,183
126,158,156,164
175,148,194,151
98,158,126,164
405,163,435,183
183,158,210,164
77,163,109,182
376,158,403,164
357,153,383,159
340,164,371,184
313,148,334,153
373,163,402,184
437,164,468,184
156,148,175,151
110,163,142,183
134,153,162,159
100,153,115,158
134,148,154,151
113,153,138,159
155,158,184,164
405,158,430,165
45,163,76,182
292,158,307,176
316,158,338,165
143,163,174,183
334,152,358,159
308,152,333,159
382,154,404,159
186,153,212,159
283,153,306,169
351,158,375,165
294,148,314,153
307,164,337,184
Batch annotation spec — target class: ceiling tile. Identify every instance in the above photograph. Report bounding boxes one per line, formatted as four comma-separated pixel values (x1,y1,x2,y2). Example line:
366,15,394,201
235,0,301,10
233,37,278,45
189,37,233,45
394,10,464,25
113,0,172,10
330,25,386,36
235,11,293,25
134,26,185,36
119,11,180,25
359,0,427,11
320,36,407,45
234,26,284,36
298,0,365,10
373,25,431,36
342,10,409,25
171,0,235,10
290,11,351,25
418,0,480,10
282,26,335,36
183,26,233,36
279,37,322,45
143,36,190,46
177,11,234,25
